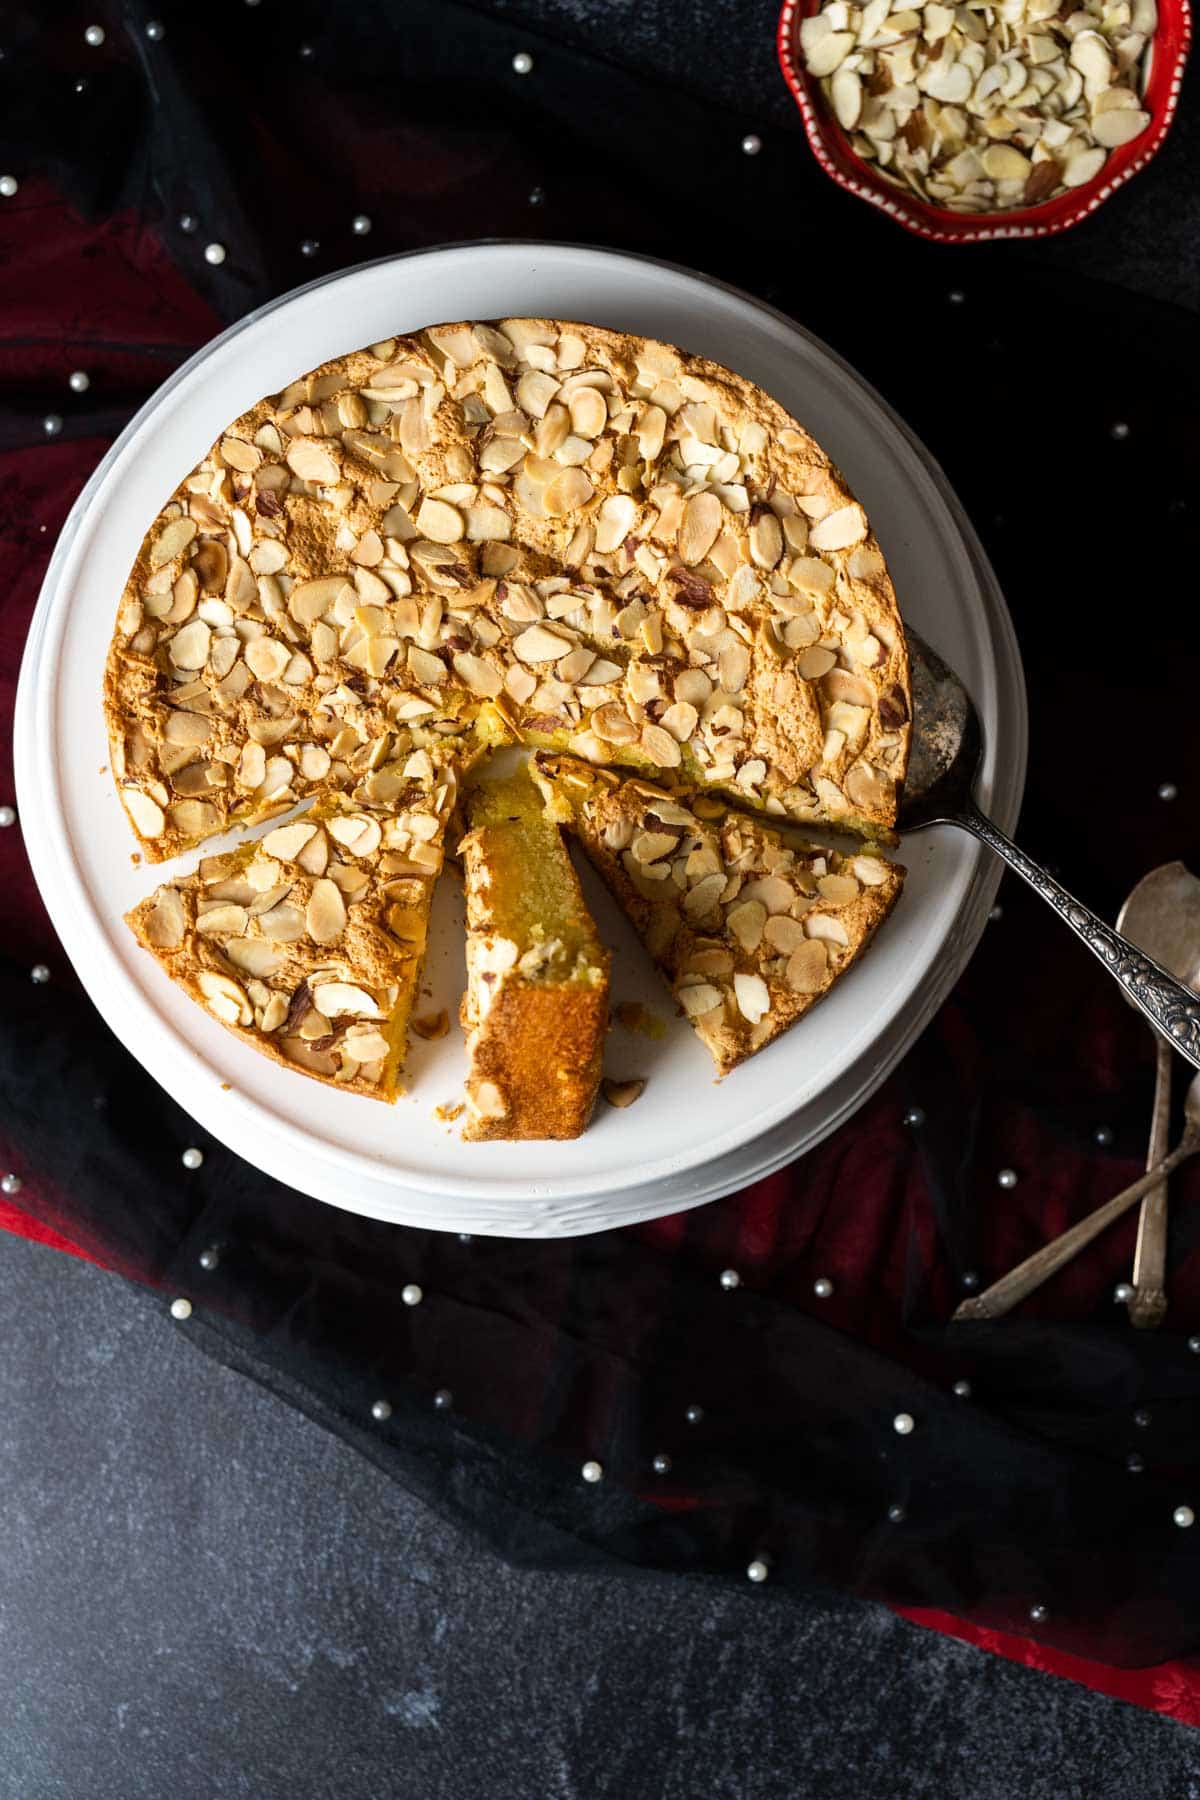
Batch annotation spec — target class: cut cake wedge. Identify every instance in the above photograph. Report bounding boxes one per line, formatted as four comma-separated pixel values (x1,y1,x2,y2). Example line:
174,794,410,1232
458,768,609,1140
535,754,904,1077
126,768,457,1100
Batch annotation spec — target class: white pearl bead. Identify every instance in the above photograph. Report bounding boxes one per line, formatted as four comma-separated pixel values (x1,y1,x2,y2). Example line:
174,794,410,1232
1093,1126,1114,1147
1158,782,1178,803
1114,1282,1134,1304
903,1106,924,1127
652,1454,671,1475
746,1558,770,1582
997,1168,1018,1189
1174,1505,1195,1529
512,51,534,74
84,24,106,47
198,1247,219,1271
741,133,763,155
813,1278,833,1299
146,20,165,40
988,903,1003,922
300,238,319,258
352,214,372,235
1188,1336,1200,1355
43,415,62,438
0,175,18,198
401,1283,423,1306
169,1296,192,1321
948,289,966,304
1110,421,1130,440
204,242,227,266
69,370,90,393
581,1460,603,1483
1,1174,22,1196
181,1147,204,1170
371,1399,392,1421
0,806,15,827
457,1232,472,1243
684,1404,704,1425
30,964,50,984
893,1412,915,1435
961,1270,980,1291
1029,1603,1048,1624
952,1379,971,1399
719,1268,741,1290
433,1389,452,1410
887,1503,905,1523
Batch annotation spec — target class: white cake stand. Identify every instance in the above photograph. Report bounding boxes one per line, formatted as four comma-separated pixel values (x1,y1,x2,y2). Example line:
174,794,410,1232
15,243,1026,1237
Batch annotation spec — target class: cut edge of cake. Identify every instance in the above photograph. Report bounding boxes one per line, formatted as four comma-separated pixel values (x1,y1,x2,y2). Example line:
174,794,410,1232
457,767,609,1140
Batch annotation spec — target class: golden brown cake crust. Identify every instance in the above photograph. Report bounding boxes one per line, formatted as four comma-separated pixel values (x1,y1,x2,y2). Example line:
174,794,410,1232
535,754,905,1076
105,317,910,865
458,979,610,1142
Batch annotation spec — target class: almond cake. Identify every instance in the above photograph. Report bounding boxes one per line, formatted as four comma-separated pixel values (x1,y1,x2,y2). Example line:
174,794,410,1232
458,769,609,1139
127,770,456,1100
105,317,911,1128
535,754,905,1076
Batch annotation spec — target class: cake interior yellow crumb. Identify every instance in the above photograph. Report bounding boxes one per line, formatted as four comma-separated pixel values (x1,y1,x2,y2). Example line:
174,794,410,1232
465,771,605,988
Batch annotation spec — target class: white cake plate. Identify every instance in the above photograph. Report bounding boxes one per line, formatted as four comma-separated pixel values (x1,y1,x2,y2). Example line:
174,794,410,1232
16,242,1026,1237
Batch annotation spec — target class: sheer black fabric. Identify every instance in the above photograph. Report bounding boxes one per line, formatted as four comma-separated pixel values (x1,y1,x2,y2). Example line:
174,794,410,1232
1,0,1198,1669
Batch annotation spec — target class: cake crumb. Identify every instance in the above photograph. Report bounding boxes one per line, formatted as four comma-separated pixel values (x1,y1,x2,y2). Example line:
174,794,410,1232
413,1009,449,1041
602,1077,646,1110
435,1101,465,1123
615,1001,666,1040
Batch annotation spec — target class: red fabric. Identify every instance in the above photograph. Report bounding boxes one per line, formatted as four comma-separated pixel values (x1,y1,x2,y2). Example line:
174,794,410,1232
4,183,1200,1725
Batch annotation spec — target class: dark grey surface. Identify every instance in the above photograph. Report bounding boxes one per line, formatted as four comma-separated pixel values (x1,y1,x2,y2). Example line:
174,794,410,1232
2,1234,1198,1800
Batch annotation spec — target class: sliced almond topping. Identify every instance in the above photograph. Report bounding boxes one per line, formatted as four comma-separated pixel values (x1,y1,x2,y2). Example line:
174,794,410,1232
305,878,347,945
168,619,211,670
678,491,722,565
310,981,382,1019
809,505,867,552
144,886,186,948
415,498,465,544
763,915,809,954
785,940,828,994
733,972,770,1024
197,970,252,1026
124,787,166,837
285,439,340,485
726,899,767,952
327,812,383,856
542,467,594,516
640,723,682,768
223,937,285,979
678,982,723,1018
149,516,197,567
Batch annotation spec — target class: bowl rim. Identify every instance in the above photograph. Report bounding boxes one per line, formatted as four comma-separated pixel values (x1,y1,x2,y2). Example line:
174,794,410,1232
776,0,1194,243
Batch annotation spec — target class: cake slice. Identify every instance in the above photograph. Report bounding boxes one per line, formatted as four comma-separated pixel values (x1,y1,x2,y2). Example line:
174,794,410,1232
126,767,457,1100
457,768,610,1140
535,755,904,1076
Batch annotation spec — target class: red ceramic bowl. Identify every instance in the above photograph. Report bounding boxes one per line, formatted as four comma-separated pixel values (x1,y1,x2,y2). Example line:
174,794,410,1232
777,0,1193,242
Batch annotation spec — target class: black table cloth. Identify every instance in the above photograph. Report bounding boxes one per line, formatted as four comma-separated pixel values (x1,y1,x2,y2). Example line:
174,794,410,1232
1,0,1199,1709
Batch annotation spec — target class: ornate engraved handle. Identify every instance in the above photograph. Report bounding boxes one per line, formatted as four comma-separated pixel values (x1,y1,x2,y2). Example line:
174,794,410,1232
957,800,1200,1072
1129,1035,1173,1329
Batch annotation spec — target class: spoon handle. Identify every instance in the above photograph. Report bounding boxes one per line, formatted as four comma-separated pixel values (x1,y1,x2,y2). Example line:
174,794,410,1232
1128,1034,1173,1329
954,800,1200,1072
953,1132,1200,1321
